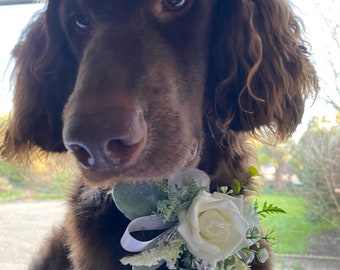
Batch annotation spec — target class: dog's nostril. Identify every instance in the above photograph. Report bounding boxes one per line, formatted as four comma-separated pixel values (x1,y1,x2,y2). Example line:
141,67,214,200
105,139,138,159
69,144,95,168
107,140,125,154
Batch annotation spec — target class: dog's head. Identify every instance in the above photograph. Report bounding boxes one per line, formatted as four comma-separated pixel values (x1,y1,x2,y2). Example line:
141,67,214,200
1,0,318,184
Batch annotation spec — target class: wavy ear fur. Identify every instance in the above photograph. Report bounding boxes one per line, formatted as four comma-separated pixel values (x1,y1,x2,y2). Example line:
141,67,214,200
1,2,77,160
209,0,319,140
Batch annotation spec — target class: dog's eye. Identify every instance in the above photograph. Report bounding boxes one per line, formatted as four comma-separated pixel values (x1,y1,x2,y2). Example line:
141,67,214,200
163,0,187,10
71,14,91,32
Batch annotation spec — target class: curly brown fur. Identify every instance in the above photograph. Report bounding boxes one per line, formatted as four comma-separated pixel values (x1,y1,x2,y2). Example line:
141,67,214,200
1,0,318,269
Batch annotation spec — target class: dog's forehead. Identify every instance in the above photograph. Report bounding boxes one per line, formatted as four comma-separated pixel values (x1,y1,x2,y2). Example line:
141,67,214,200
58,0,216,24
60,0,156,16
60,0,140,17
82,0,140,16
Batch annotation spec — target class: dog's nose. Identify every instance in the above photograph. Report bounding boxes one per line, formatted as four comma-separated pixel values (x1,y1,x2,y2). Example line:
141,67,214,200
63,107,147,171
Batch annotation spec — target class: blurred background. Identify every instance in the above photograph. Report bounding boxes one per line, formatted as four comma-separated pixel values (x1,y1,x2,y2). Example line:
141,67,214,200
0,0,339,269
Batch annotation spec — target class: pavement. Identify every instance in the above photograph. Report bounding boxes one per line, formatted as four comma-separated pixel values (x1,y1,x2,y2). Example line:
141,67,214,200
0,201,66,270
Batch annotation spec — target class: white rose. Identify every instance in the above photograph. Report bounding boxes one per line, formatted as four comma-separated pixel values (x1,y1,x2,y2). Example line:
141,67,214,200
177,190,250,266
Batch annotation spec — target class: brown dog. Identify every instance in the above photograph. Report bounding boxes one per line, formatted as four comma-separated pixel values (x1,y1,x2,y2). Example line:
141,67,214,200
1,0,318,269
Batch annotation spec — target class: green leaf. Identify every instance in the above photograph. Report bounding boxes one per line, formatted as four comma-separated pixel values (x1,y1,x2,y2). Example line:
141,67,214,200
248,166,259,177
112,181,167,220
262,229,277,246
231,178,242,194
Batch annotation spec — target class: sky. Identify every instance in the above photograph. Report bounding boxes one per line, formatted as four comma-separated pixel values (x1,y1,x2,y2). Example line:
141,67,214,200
290,0,339,138
0,1,339,139
0,3,45,114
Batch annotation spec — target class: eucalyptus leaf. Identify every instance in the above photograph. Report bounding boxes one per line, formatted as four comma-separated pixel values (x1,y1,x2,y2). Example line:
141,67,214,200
232,178,241,194
132,262,164,270
248,166,259,177
112,182,167,220
168,168,210,190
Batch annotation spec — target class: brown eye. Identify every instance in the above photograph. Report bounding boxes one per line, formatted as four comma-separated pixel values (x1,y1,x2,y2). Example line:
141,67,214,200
163,0,187,10
71,14,91,32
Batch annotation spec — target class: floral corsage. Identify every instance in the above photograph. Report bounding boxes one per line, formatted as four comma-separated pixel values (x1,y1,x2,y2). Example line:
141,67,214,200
112,167,285,270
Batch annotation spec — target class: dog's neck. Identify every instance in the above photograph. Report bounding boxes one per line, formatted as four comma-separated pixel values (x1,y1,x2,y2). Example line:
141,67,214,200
199,117,253,192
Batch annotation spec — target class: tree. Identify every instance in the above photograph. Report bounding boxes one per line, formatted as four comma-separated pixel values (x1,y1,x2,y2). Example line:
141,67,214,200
255,139,297,190
294,116,340,221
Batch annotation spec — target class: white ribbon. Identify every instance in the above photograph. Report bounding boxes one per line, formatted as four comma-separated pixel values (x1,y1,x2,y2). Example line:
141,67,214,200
121,214,176,252
120,169,211,253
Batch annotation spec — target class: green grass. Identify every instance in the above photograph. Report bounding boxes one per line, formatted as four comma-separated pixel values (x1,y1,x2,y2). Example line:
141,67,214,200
256,190,332,254
0,190,24,203
0,190,63,203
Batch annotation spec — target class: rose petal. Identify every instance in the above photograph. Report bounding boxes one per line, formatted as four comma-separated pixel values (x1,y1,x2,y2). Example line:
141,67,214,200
243,197,260,228
199,209,232,242
212,192,244,215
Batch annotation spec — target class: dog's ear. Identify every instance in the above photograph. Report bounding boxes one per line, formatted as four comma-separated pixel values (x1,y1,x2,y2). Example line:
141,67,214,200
1,3,77,160
209,0,319,140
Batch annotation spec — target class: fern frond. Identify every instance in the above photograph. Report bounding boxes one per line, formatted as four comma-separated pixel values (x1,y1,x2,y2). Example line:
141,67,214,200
257,202,286,218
